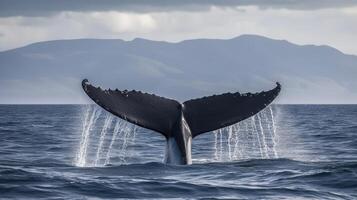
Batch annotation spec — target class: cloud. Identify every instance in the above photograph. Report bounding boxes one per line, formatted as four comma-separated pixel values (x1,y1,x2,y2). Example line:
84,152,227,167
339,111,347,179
1,0,357,17
1,6,357,55
0,11,158,51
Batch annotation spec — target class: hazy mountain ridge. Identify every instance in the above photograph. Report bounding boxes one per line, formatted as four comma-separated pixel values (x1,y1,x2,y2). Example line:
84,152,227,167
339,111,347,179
1,34,357,104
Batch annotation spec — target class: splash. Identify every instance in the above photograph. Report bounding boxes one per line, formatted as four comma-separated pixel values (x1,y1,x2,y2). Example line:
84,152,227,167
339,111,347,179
104,120,137,165
94,114,113,166
212,106,279,161
104,120,122,165
75,105,278,165
75,106,137,167
251,115,264,157
213,130,218,160
75,105,102,167
118,124,137,163
269,106,278,158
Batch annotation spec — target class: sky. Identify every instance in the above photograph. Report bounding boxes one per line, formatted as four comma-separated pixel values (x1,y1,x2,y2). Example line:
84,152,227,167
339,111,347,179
0,0,357,55
1,0,357,104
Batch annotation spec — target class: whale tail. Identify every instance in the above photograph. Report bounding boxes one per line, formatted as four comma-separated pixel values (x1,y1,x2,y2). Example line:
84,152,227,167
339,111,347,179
82,79,281,138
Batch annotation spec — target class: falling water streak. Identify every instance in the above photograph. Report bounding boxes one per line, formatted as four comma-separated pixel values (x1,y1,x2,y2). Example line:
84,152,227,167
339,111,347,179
75,106,91,166
75,106,101,167
229,125,234,160
84,108,102,165
219,129,223,161
213,130,218,160
232,125,238,159
94,114,113,166
230,126,234,160
263,110,272,153
233,123,241,160
80,106,91,138
251,116,264,158
257,113,269,158
127,125,137,158
131,125,137,143
104,120,121,165
119,123,131,163
227,126,232,160
121,124,131,151
77,107,99,166
269,107,279,143
210,106,281,161
268,106,278,158
243,121,250,159
238,123,243,159
270,106,277,133
231,125,236,160
236,125,240,160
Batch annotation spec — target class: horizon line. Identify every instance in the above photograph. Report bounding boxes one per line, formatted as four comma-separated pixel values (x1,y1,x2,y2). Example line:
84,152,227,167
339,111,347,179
1,103,357,106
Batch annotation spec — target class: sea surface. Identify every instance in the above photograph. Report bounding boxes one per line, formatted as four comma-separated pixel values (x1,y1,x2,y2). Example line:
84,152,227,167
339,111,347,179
0,105,357,199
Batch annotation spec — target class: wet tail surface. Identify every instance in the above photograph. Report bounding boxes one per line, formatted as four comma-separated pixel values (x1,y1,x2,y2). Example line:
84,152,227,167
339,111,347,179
82,80,281,164
82,80,280,138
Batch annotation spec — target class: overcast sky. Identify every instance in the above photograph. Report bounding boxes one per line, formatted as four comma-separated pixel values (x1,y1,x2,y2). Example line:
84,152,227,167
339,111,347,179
0,0,357,55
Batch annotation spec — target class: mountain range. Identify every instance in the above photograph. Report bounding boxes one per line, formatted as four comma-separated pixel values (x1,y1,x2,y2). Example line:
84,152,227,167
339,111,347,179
1,34,356,104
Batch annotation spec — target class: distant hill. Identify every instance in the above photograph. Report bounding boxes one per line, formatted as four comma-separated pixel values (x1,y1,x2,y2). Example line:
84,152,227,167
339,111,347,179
1,34,357,104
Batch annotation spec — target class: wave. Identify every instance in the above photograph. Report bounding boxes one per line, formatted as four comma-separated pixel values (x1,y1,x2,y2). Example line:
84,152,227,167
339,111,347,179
1,105,357,199
31,124,54,128
1,159,356,199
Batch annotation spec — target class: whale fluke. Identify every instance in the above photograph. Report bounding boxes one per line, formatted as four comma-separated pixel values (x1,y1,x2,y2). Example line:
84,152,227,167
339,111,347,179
82,79,180,139
82,79,281,164
184,83,281,138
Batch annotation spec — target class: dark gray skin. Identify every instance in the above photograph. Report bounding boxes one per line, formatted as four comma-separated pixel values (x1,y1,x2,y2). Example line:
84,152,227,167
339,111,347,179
165,108,193,164
82,79,281,165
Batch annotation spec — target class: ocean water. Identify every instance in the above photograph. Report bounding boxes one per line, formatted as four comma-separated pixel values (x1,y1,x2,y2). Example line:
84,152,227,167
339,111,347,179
0,105,357,199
